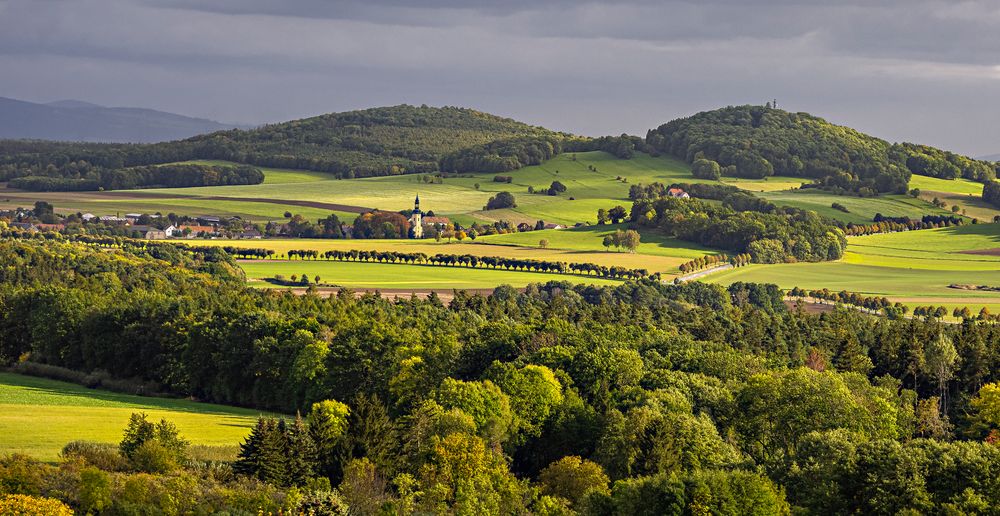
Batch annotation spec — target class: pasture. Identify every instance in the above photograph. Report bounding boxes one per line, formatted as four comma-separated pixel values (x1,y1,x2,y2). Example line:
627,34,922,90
707,223,1000,311
187,224,716,275
240,260,623,290
759,190,954,224
0,372,265,462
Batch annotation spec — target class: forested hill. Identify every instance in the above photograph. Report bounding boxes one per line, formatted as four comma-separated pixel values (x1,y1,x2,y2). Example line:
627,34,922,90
646,105,997,195
0,105,572,184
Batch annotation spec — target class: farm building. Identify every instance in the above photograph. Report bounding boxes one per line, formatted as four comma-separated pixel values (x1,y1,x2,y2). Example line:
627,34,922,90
667,188,690,198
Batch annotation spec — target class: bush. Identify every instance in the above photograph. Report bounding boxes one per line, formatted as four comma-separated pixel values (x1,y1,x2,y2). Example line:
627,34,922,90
692,158,722,180
831,202,850,213
0,494,73,516
131,440,179,473
61,441,129,471
484,191,517,210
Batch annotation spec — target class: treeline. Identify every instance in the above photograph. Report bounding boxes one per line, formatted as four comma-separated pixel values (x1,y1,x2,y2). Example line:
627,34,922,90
279,248,656,281
984,180,1000,208
439,136,566,173
6,163,264,191
645,105,996,195
844,214,967,236
630,195,846,263
2,237,1000,513
677,254,729,274
901,142,996,182
789,287,905,315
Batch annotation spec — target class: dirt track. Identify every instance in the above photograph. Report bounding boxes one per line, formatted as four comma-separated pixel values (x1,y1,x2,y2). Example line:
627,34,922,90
960,248,1000,257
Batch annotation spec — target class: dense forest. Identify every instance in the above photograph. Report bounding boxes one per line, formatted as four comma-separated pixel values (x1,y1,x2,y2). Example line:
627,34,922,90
1,233,999,513
645,105,996,195
627,182,846,263
5,163,263,191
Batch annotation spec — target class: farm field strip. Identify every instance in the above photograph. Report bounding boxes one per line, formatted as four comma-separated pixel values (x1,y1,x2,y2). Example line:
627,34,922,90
238,260,623,289
706,224,1000,311
0,372,265,462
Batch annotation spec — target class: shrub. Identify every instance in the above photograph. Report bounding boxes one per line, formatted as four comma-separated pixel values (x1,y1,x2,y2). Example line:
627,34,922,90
0,494,73,516
61,441,129,471
692,158,722,180
131,440,179,474
484,192,517,210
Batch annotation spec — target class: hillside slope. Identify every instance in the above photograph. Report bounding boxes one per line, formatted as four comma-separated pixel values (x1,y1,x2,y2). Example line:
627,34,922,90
0,105,570,183
0,96,240,143
646,105,996,194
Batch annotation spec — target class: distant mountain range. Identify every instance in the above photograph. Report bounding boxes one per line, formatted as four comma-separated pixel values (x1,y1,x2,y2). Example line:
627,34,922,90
0,96,248,143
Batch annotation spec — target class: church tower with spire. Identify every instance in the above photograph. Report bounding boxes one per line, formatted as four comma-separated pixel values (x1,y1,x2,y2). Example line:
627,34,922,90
409,194,423,238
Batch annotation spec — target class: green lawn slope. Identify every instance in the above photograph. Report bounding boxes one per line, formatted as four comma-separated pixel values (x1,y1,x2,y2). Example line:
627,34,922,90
0,372,266,462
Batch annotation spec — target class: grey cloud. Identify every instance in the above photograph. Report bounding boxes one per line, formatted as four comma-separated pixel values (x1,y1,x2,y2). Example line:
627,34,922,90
0,0,997,155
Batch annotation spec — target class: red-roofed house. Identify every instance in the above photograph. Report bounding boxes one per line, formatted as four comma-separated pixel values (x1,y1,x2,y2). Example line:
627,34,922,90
667,188,690,199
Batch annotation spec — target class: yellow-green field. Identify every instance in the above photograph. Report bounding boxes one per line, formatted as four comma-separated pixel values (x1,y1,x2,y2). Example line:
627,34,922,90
241,260,622,289
189,225,716,276
708,223,1000,312
0,372,266,462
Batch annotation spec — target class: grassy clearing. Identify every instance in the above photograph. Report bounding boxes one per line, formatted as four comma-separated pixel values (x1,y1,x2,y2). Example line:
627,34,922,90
706,224,1000,311
240,260,622,289
0,372,266,462
916,191,1000,222
173,160,334,184
759,190,953,224
477,225,714,260
908,174,986,196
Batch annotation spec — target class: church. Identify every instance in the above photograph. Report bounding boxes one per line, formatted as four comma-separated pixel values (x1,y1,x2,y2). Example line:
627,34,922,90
408,195,423,239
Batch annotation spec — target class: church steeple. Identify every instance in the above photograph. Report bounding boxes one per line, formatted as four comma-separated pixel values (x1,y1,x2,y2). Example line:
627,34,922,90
409,194,423,239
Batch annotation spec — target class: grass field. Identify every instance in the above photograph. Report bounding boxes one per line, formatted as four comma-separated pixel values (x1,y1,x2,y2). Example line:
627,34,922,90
908,174,986,195
188,223,716,276
707,223,1000,311
240,260,622,289
0,372,266,462
759,190,955,224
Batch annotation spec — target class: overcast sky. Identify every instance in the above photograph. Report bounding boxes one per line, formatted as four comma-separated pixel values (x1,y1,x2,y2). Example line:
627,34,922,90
1,0,998,156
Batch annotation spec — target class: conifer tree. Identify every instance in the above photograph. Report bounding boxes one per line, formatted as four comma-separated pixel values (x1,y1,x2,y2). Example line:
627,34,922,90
286,414,319,486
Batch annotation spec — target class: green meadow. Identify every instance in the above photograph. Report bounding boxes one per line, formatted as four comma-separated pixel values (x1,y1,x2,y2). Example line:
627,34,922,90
707,223,1000,310
759,190,955,224
240,260,622,290
0,372,266,462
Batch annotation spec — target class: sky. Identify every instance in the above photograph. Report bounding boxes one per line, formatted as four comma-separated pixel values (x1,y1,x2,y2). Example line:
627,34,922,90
1,0,998,156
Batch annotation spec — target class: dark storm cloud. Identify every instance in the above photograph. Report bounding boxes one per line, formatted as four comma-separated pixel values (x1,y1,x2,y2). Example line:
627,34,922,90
0,0,998,154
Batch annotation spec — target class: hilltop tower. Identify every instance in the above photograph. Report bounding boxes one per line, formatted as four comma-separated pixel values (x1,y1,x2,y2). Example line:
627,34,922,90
409,195,423,238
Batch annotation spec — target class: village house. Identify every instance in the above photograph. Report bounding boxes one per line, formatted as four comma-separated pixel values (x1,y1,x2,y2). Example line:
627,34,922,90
34,223,65,232
423,215,451,229
81,213,96,221
543,223,565,230
99,215,127,223
238,228,263,239
178,224,217,238
667,187,690,199
516,222,533,232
